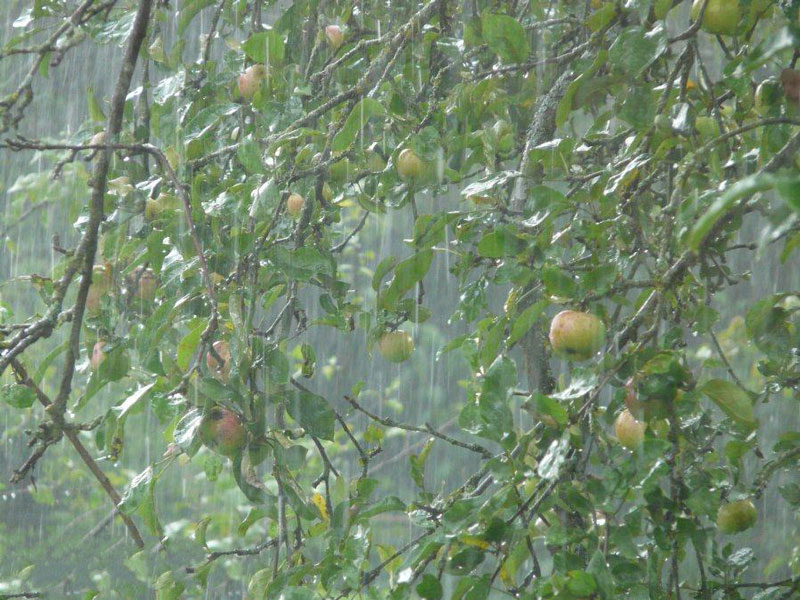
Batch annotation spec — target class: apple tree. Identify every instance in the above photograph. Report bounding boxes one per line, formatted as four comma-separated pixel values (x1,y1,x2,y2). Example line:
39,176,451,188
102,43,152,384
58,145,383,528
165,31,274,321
1,0,800,598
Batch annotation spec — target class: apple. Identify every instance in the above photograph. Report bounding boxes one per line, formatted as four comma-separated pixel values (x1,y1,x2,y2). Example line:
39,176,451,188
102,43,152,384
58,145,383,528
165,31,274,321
548,310,605,361
85,263,113,313
754,77,783,116
716,499,757,534
325,25,344,49
781,69,800,104
89,130,107,147
691,0,741,36
238,64,267,100
145,192,181,220
132,267,157,301
378,330,414,363
198,406,247,457
694,115,720,140
90,340,107,371
614,409,646,450
396,149,423,181
206,340,231,381
287,193,305,219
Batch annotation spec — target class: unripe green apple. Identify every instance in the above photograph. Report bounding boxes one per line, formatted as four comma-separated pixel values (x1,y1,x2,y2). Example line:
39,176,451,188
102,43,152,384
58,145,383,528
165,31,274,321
614,409,646,450
691,0,741,36
695,116,720,139
206,340,231,381
199,406,247,457
754,77,783,116
132,267,157,301
90,340,107,371
396,149,423,181
378,330,414,363
716,499,757,534
287,193,305,218
238,64,267,100
548,310,605,361
325,25,344,49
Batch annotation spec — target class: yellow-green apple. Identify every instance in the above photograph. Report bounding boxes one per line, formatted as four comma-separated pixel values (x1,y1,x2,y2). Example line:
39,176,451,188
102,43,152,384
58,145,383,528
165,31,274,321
614,409,646,450
132,267,157,301
691,0,741,35
287,193,305,218
199,406,247,457
378,330,414,363
145,192,181,220
396,149,423,181
716,499,757,534
548,310,605,361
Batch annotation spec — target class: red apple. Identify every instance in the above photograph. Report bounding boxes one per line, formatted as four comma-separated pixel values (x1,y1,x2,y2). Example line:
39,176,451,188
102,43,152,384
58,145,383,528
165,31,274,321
198,406,247,457
206,340,231,381
90,340,107,371
325,25,344,49
238,64,267,100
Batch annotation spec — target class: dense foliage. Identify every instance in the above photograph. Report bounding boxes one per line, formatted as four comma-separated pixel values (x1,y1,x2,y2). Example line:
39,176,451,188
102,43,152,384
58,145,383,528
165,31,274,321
1,0,800,598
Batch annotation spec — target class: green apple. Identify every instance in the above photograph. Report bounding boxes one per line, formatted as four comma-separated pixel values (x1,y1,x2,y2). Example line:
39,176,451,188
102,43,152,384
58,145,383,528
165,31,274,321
548,310,605,361
717,499,757,534
238,64,267,100
206,340,231,381
199,406,247,457
89,130,106,147
287,193,305,218
691,0,741,36
378,330,414,363
396,149,423,181
325,25,343,49
614,409,646,450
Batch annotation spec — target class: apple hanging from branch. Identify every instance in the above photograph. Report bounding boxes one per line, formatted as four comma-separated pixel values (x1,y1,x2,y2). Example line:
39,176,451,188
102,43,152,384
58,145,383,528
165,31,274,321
717,499,757,534
548,310,605,361
378,330,414,363
238,64,267,100
199,406,247,457
206,340,232,381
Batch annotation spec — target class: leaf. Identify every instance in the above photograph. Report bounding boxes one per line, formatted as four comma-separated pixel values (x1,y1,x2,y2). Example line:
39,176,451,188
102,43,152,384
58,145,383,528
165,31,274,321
2,384,36,409
242,30,285,64
556,50,607,128
416,574,443,600
332,98,385,152
410,438,434,490
177,320,205,371
700,379,758,429
380,249,434,309
609,26,661,76
476,227,525,258
508,300,547,346
538,434,570,480
481,13,529,63
237,139,264,174
688,173,775,252
285,389,335,440
119,466,154,515
112,382,155,420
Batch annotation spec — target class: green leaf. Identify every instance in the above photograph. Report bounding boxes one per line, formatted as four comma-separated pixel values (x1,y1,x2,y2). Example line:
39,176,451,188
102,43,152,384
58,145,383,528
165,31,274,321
242,30,285,64
2,384,36,409
112,382,155,420
237,139,264,174
556,50,607,128
609,26,661,76
380,249,434,309
416,574,443,600
481,13,529,63
476,227,525,258
410,438,434,490
688,173,775,252
700,379,758,429
177,320,205,372
508,300,547,346
285,389,335,440
332,98,385,152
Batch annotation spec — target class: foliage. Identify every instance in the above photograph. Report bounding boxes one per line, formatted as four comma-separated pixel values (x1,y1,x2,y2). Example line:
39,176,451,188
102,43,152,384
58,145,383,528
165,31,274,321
1,0,800,598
